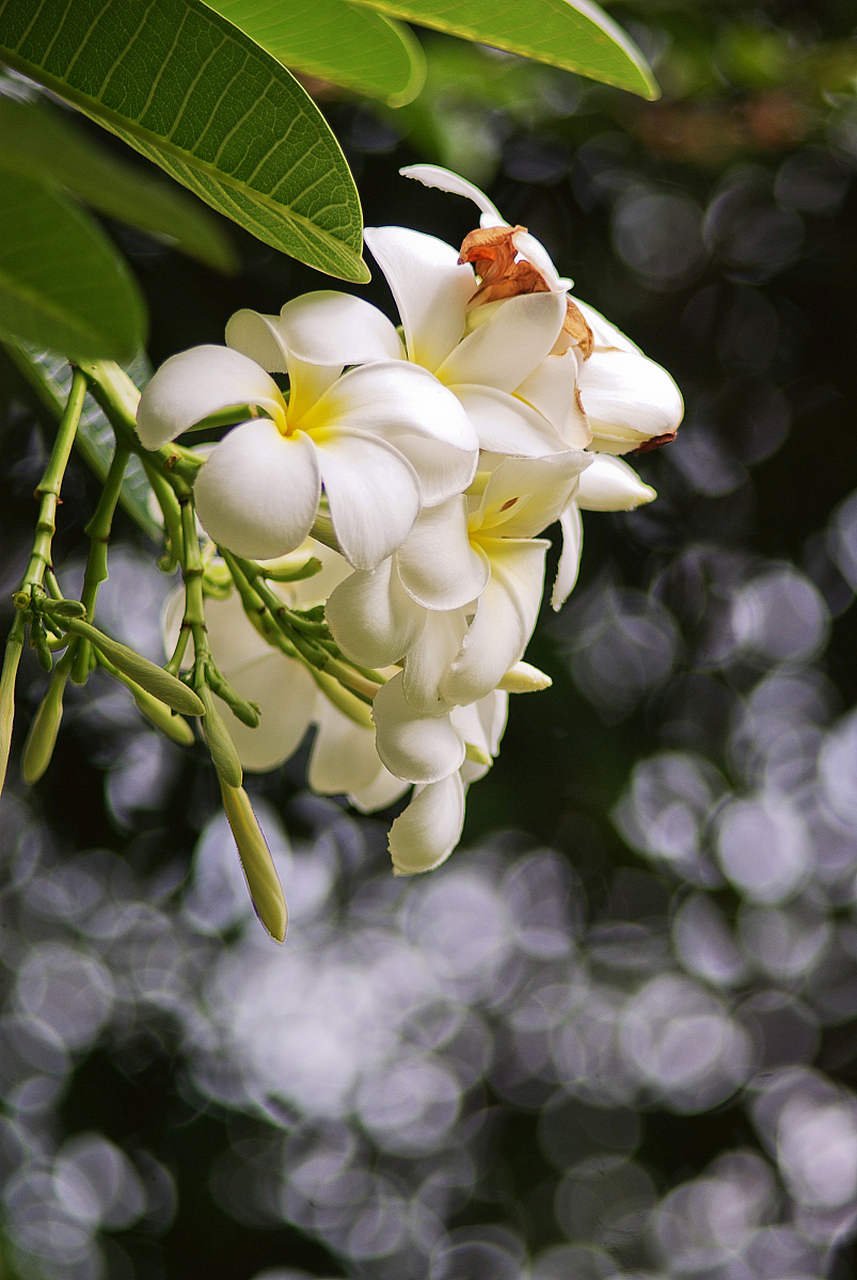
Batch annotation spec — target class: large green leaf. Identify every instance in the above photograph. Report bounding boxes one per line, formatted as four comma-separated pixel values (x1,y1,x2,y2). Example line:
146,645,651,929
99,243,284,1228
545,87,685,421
0,91,237,272
346,0,658,98
206,0,425,106
0,0,369,282
0,172,147,362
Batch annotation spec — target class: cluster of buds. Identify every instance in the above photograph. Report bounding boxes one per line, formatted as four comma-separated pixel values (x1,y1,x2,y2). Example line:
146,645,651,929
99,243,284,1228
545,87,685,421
134,166,683,921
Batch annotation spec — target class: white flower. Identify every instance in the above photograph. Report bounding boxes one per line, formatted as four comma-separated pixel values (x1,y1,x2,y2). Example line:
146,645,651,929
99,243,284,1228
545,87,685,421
137,311,479,569
403,164,684,457
327,452,588,713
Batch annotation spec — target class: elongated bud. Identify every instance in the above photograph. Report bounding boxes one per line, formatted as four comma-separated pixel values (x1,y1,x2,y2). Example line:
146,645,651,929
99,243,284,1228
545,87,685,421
206,669,260,728
497,661,553,693
199,686,242,787
132,687,195,746
21,672,67,784
32,622,53,673
464,741,491,768
312,668,374,730
64,619,204,717
0,621,25,800
42,598,87,619
263,555,322,583
219,781,288,943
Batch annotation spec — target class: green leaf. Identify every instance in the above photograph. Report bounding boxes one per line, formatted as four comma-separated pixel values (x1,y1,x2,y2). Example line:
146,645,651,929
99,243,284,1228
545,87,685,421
0,172,147,362
0,90,237,272
0,0,369,282
346,0,658,98
205,0,425,106
0,337,160,540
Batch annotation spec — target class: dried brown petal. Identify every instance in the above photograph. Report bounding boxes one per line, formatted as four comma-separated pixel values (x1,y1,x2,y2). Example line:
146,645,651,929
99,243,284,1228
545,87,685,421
631,431,678,456
563,299,594,360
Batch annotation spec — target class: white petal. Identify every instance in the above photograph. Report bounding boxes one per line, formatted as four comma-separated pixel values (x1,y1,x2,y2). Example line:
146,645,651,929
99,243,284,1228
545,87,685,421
225,309,290,373
218,651,316,771
402,608,469,715
308,699,385,796
307,360,478,507
278,290,404,365
325,558,426,668
441,539,548,705
452,693,506,783
373,673,465,784
364,225,475,372
576,454,656,511
194,420,320,559
137,346,286,449
580,348,684,454
478,451,590,540
575,298,642,354
511,227,562,290
515,350,589,440
400,164,507,228
396,498,489,611
437,292,566,392
551,503,583,610
452,385,567,456
314,430,420,569
389,774,466,875
350,767,410,814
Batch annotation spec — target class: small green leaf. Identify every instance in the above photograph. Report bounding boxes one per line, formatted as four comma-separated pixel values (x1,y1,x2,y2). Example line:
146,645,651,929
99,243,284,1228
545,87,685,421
0,0,369,281
0,172,147,362
346,0,658,98
205,0,426,106
0,92,237,273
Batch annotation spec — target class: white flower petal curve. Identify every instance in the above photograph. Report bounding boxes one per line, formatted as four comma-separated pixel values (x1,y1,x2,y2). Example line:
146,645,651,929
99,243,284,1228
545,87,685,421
225,310,290,373
452,385,568,457
478,451,590,540
551,503,583,611
307,360,478,507
511,228,563,290
576,455,656,511
326,558,426,668
365,225,475,373
350,767,410,814
278,291,405,365
441,538,549,705
575,298,642,354
373,673,465,784
400,164,506,228
308,700,385,797
402,608,468,715
580,348,684,454
515,351,590,443
313,429,420,570
137,346,286,449
396,498,489,611
437,292,566,393
194,420,320,559
389,773,466,875
453,692,507,783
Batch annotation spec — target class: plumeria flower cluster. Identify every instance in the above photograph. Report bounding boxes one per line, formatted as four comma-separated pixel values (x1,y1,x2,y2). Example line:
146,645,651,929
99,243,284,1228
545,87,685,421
136,165,683,901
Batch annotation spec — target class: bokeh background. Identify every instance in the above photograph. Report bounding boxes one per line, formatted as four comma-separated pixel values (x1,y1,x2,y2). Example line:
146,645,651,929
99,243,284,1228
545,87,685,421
4,0,857,1276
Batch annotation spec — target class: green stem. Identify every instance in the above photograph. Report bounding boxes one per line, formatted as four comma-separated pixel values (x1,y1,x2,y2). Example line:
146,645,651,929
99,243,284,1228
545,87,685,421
21,369,87,594
178,494,211,680
71,444,131,684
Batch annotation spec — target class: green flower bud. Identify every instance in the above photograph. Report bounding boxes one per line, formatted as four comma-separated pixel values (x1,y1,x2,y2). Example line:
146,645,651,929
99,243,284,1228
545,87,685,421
64,619,204,717
21,672,67,784
0,620,24,800
219,781,288,943
199,686,242,787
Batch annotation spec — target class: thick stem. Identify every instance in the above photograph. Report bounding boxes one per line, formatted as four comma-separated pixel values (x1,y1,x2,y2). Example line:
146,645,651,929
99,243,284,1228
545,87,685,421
72,445,131,684
21,369,87,594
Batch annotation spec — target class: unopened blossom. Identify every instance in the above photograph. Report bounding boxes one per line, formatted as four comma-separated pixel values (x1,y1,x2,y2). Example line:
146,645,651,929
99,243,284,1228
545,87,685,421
327,451,588,714
137,310,479,569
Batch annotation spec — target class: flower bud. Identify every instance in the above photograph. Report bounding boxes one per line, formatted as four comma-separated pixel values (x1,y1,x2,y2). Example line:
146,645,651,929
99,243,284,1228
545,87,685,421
199,685,243,787
21,672,66,784
497,661,553,693
219,781,288,942
65,619,204,717
0,622,24,800
131,687,195,747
